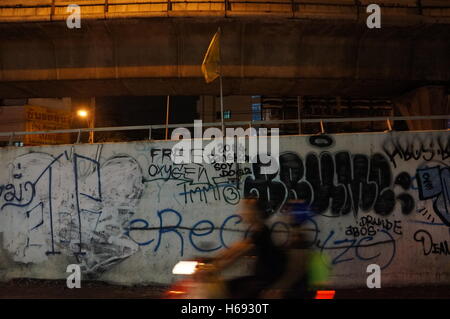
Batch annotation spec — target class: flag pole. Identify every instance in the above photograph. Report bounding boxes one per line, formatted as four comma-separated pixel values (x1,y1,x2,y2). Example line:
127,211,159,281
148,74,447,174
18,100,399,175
165,95,170,140
218,27,224,134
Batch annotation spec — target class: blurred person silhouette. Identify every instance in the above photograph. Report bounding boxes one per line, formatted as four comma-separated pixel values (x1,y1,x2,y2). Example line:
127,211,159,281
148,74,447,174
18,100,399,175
211,195,287,299
261,199,317,299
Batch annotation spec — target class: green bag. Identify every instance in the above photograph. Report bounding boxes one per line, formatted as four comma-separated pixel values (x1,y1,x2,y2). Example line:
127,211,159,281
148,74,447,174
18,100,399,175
307,251,331,288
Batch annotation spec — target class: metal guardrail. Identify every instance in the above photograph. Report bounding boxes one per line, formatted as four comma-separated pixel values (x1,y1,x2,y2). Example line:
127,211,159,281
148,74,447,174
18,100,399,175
0,0,448,23
0,1,447,10
1,115,449,146
0,1,387,9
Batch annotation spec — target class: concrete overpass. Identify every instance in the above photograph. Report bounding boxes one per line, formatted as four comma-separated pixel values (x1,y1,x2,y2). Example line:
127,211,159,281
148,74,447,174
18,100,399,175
0,0,449,98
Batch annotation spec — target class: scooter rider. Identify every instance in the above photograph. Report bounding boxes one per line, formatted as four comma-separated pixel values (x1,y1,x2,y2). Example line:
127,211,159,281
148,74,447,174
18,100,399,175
211,196,287,299
261,199,314,299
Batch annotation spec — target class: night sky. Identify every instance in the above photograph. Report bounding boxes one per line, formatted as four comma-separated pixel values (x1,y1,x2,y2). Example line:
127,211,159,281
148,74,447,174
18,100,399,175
95,96,199,141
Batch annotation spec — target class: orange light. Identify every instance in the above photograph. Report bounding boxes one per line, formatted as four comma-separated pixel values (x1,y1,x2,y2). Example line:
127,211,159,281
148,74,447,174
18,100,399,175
315,290,336,299
77,109,88,118
168,290,185,295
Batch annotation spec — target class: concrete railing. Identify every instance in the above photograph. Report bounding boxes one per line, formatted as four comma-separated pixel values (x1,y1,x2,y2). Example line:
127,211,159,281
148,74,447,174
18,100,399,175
0,0,449,23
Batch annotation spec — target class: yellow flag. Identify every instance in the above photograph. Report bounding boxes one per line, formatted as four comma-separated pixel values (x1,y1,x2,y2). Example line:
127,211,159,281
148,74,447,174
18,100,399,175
201,29,220,83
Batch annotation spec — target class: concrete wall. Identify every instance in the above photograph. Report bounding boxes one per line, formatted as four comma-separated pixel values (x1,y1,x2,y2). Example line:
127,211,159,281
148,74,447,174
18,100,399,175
0,106,26,140
0,130,449,288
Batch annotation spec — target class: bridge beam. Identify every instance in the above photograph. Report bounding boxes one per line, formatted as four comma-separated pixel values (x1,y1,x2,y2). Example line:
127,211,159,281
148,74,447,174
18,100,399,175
0,18,449,98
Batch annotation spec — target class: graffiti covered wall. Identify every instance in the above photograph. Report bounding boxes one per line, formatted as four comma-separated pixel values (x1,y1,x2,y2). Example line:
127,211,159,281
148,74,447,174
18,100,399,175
0,131,449,287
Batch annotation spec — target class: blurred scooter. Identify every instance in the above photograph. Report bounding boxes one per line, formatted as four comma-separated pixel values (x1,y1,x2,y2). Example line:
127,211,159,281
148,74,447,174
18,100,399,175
163,257,335,299
163,258,228,299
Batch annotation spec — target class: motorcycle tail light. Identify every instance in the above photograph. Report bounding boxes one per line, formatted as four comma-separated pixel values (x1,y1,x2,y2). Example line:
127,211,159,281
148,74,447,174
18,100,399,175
315,290,336,299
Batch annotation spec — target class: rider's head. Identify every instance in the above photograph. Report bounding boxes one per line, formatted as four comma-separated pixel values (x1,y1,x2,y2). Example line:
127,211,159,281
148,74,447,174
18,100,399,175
239,195,268,225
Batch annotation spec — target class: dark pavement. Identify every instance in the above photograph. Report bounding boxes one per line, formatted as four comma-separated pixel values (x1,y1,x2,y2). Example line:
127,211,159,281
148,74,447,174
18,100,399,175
0,279,449,299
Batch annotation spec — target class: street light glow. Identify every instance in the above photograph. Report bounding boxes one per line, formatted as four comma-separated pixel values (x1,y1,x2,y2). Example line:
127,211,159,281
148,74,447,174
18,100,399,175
77,109,88,118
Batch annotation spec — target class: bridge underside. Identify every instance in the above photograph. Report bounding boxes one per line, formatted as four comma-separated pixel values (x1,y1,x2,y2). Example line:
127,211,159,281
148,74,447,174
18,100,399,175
0,17,449,98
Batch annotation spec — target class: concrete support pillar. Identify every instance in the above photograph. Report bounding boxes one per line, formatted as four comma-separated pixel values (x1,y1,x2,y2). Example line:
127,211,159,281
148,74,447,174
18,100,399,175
393,86,449,131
